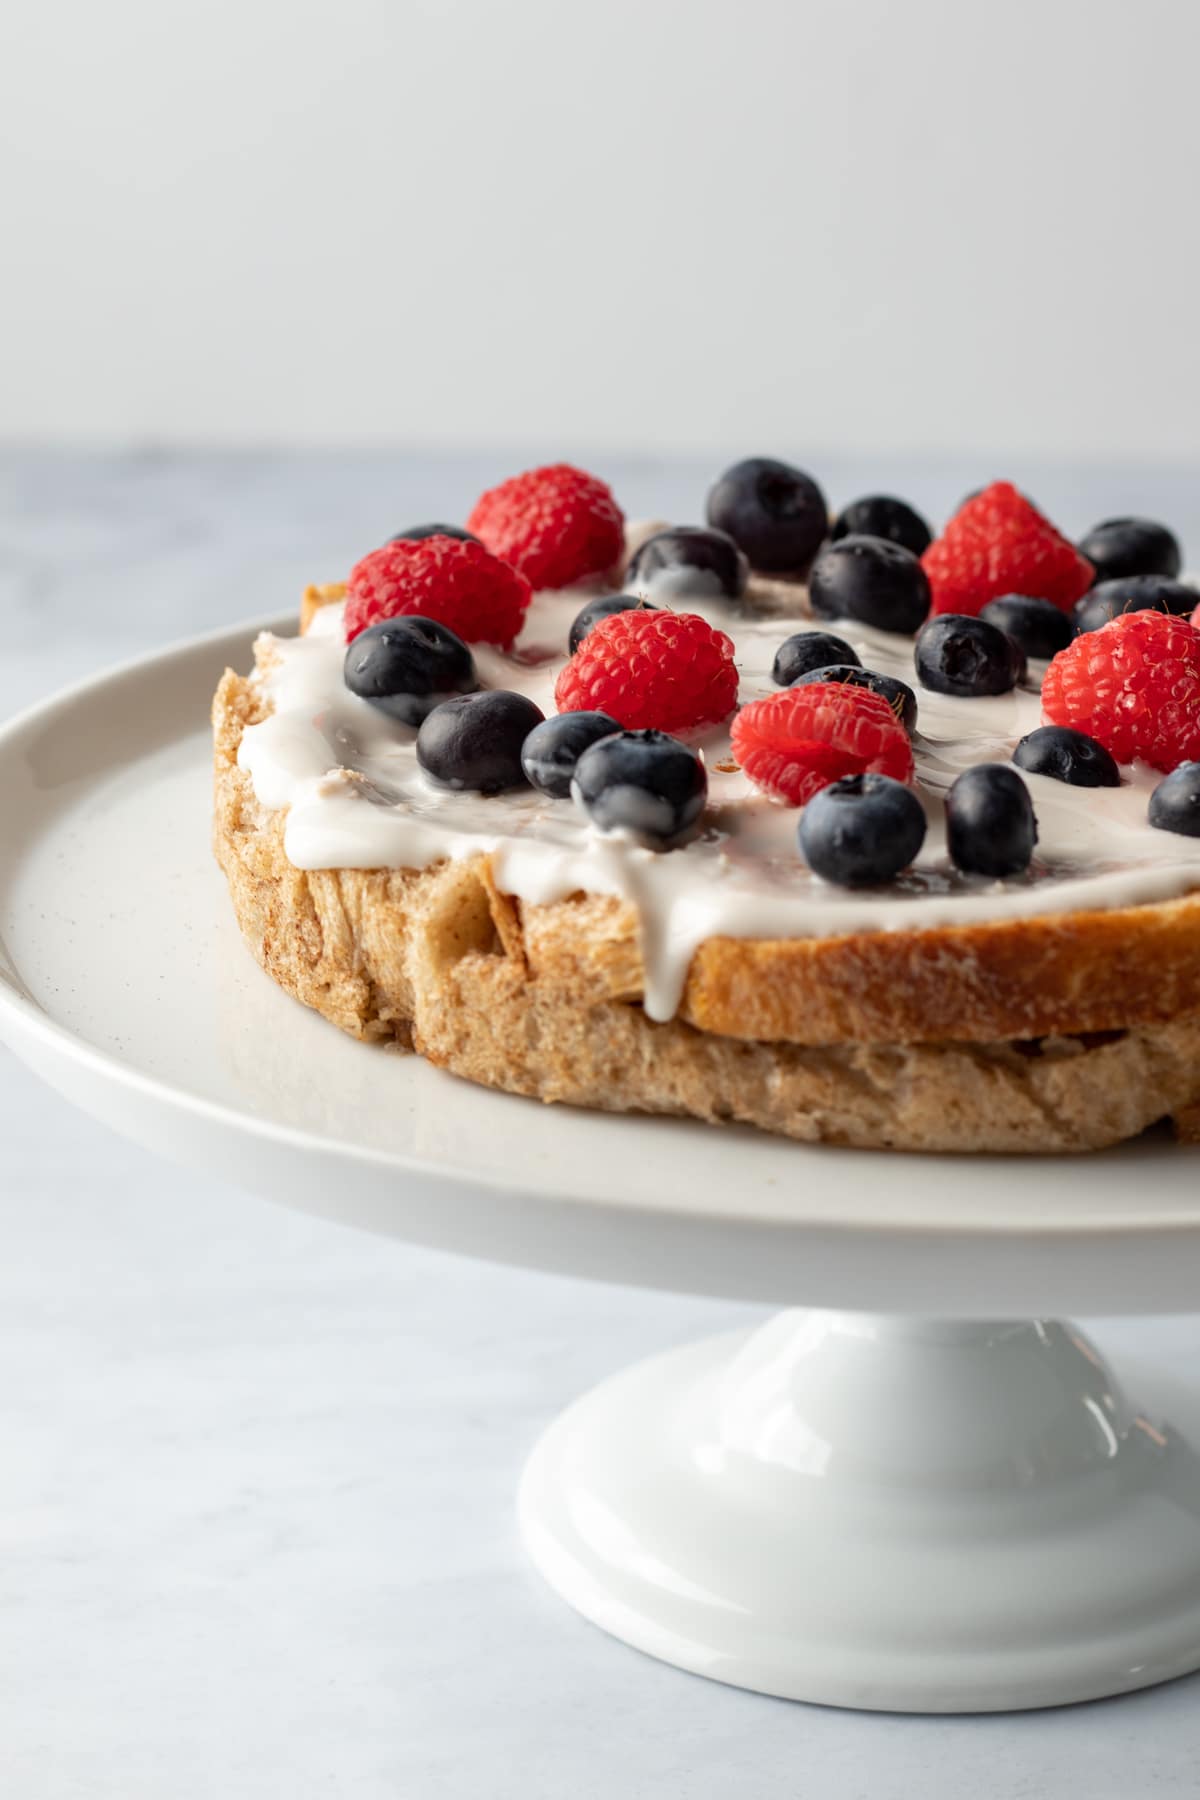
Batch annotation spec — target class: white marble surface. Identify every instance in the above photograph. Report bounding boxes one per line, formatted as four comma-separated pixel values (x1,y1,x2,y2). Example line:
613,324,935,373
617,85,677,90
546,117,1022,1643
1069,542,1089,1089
4,449,1200,1797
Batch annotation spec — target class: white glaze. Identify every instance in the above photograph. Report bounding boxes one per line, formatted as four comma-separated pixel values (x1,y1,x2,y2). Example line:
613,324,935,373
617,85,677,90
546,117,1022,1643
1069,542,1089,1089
238,560,1200,1021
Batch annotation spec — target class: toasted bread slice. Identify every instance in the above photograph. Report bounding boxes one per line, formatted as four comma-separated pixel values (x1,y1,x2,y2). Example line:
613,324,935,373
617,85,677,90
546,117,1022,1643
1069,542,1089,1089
213,660,1200,1152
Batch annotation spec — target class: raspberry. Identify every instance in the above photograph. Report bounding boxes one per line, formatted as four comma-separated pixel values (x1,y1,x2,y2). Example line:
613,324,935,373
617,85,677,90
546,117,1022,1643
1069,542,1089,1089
344,535,531,649
1041,610,1200,771
731,683,914,806
467,463,625,590
922,482,1094,618
554,610,738,733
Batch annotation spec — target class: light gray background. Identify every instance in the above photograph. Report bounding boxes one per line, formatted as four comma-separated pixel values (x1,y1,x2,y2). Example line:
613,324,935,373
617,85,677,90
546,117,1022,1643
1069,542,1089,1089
3,450,1200,1797
5,0,1200,460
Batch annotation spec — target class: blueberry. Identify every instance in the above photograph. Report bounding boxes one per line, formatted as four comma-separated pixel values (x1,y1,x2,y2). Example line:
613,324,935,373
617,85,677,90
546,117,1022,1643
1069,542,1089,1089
792,664,918,733
773,631,861,685
979,594,1073,660
389,523,481,544
830,495,932,557
416,690,545,793
343,617,478,725
914,614,1026,696
520,710,621,798
705,457,828,575
568,594,658,654
627,527,748,601
1073,575,1197,635
808,535,931,636
1078,517,1181,584
1148,762,1200,837
798,773,926,888
571,729,707,847
945,765,1037,877
1012,725,1120,788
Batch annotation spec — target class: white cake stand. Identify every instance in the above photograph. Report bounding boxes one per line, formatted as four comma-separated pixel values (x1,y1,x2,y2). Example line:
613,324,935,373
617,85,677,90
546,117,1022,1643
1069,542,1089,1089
4,618,1200,1714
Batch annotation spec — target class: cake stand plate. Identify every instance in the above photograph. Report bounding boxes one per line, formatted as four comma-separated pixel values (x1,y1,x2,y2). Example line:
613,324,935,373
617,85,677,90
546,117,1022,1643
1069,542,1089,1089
4,618,1200,1713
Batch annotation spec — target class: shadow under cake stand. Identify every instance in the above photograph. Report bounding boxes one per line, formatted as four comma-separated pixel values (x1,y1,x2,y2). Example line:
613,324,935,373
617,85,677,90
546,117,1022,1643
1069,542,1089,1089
3,616,1200,1713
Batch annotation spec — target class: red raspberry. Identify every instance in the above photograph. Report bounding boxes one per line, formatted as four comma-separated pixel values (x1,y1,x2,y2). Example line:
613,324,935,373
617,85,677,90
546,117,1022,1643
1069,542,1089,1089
922,482,1094,618
1041,610,1200,771
554,610,738,733
467,463,625,590
344,535,531,648
731,683,914,806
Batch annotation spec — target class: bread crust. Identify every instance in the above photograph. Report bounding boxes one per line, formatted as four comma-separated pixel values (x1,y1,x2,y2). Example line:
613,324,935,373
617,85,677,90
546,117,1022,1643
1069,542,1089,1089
301,581,347,633
213,664,1200,1152
680,893,1200,1045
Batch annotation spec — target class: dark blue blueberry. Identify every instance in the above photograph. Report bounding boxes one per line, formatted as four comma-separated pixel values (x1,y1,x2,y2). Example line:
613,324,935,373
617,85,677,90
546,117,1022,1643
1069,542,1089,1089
568,593,658,654
830,495,932,557
1148,762,1200,837
979,594,1073,660
389,523,481,544
914,614,1026,696
520,710,621,798
809,535,931,635
792,664,918,733
571,729,707,847
945,765,1037,877
627,527,748,601
1078,517,1181,584
1012,726,1120,789
705,457,828,575
1073,575,1197,636
798,773,926,888
343,617,477,725
772,631,861,685
416,690,545,793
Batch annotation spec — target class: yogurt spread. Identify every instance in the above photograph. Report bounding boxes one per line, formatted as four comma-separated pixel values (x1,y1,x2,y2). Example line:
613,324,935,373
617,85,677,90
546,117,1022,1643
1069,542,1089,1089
238,565,1200,1021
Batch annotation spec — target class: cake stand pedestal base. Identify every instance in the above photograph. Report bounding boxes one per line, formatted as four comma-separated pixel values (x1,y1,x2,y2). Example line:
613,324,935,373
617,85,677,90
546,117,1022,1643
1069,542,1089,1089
519,1311,1200,1712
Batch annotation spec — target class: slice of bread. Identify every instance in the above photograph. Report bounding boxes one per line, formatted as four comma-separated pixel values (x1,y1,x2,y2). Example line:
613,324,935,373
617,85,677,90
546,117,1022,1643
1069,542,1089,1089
213,657,1200,1153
